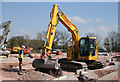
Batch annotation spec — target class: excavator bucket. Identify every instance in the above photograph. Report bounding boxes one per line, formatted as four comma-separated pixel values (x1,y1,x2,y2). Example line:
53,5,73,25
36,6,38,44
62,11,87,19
32,58,59,70
32,58,62,77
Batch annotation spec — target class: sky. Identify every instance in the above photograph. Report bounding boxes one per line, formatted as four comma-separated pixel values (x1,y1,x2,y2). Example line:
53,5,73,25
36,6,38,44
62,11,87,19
0,2,118,39
1,0,120,2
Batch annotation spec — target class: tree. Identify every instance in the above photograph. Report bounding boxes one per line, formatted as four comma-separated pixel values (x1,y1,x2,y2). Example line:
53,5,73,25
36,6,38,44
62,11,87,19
0,35,1,43
104,31,119,51
0,35,1,39
52,30,64,49
58,31,72,49
36,31,46,50
86,33,102,46
7,36,26,48
104,37,110,51
36,30,72,50
118,33,120,51
36,31,46,41
24,34,30,47
25,34,30,40
28,39,44,53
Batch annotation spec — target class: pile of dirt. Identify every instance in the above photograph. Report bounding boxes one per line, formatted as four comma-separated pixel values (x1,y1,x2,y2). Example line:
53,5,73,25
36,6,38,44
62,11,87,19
18,70,55,80
94,68,118,78
1,68,19,80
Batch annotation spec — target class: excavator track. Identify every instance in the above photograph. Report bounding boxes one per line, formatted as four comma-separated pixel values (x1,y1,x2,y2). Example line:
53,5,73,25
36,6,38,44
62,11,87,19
58,58,87,72
85,60,103,70
58,58,103,71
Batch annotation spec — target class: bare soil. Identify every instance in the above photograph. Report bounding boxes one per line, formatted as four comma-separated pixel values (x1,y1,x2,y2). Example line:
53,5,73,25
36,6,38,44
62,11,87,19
0,54,119,81
18,70,55,80
94,68,118,78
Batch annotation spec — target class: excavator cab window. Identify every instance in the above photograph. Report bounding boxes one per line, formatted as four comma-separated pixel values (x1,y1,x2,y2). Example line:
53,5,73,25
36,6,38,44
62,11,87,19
79,38,90,56
90,39,96,56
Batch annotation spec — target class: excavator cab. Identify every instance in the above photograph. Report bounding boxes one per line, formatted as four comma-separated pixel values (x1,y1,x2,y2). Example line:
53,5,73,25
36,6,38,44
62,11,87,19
79,37,98,61
67,36,98,61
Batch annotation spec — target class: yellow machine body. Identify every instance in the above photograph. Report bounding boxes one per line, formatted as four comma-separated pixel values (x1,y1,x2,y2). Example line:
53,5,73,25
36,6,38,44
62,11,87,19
43,4,98,61
12,46,21,53
67,37,98,61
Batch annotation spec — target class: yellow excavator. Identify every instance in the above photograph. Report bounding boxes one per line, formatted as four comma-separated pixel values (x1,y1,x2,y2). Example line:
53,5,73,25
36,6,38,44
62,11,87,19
32,4,103,76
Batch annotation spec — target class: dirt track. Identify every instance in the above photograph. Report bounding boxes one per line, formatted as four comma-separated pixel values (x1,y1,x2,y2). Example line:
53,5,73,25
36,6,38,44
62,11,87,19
0,54,119,81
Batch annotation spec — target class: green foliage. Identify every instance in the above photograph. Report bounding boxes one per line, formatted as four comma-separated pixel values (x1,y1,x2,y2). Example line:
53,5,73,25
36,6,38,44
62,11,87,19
7,30,72,53
7,35,44,53
7,36,26,48
7,31,119,53
29,39,44,52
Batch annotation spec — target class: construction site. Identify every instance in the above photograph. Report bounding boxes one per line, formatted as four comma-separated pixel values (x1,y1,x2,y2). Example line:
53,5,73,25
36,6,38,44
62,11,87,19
0,2,120,82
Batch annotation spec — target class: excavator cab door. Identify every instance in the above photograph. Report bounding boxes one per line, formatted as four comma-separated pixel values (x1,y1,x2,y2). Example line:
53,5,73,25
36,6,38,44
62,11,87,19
79,38,90,56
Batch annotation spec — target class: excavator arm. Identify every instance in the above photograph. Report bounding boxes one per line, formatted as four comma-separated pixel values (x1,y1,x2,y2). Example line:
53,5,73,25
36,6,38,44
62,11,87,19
42,4,59,55
42,4,79,55
0,21,11,49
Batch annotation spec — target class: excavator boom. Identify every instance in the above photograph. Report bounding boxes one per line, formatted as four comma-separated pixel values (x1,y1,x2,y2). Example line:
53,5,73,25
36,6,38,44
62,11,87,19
43,4,59,54
0,20,11,57
0,20,11,49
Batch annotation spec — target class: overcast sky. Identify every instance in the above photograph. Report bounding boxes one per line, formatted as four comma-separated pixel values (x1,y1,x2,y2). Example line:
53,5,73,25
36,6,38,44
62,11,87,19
0,2,118,39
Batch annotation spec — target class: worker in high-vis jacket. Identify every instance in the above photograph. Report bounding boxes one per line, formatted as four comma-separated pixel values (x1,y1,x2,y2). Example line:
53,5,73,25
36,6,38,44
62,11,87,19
18,46,25,75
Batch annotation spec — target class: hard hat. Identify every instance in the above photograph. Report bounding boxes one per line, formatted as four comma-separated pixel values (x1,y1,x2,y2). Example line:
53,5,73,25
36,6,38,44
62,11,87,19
22,46,25,48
